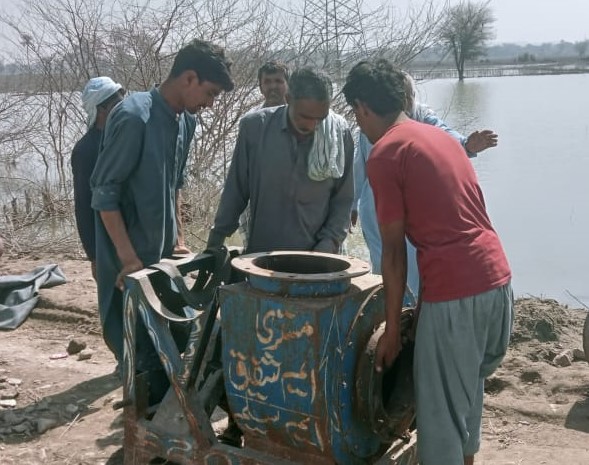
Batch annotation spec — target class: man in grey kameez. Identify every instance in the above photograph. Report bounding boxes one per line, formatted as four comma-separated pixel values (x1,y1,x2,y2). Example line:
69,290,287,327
206,67,354,447
207,68,354,254
90,39,234,404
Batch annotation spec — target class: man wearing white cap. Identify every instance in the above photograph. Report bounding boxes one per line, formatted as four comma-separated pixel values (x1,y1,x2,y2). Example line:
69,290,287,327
71,77,124,278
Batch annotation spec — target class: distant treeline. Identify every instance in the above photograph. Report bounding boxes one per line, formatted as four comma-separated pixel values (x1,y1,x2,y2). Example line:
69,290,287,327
3,41,588,81
413,40,589,64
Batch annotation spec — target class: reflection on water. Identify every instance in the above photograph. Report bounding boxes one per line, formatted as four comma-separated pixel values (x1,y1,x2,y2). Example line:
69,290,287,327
350,74,589,306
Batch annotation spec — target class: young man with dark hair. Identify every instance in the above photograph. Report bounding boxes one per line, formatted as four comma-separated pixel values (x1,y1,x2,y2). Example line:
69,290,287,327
352,71,498,300
342,59,513,465
207,67,353,255
257,60,289,108
72,77,125,279
90,39,234,404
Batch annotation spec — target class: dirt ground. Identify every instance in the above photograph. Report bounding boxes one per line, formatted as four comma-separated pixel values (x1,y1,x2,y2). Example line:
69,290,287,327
1,255,588,465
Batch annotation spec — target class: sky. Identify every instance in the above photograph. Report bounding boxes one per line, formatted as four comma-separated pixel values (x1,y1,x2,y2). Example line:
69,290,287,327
471,0,588,45
1,0,588,50
369,0,589,45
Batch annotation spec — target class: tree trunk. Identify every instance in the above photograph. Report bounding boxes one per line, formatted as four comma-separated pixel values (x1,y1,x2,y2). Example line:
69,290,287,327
458,56,465,81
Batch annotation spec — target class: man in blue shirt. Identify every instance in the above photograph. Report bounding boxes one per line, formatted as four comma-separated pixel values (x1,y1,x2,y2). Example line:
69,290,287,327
91,39,234,404
71,77,124,279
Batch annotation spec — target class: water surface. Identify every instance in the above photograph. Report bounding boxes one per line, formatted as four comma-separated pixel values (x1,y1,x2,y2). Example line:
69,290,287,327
351,73,589,306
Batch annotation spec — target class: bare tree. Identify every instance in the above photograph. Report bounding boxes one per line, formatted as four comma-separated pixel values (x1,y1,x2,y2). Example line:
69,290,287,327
439,0,495,80
367,1,445,63
0,0,446,252
0,0,286,250
177,0,287,239
0,0,113,250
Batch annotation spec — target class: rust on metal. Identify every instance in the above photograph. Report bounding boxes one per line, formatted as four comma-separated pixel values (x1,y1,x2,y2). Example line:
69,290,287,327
120,250,417,464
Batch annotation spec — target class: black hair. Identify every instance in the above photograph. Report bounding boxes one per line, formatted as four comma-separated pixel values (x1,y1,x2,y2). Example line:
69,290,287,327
288,68,332,102
257,61,290,85
170,39,234,91
342,59,406,117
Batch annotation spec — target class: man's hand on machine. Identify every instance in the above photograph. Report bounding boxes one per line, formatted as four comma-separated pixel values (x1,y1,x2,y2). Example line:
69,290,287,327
374,324,402,373
205,229,226,252
116,255,144,291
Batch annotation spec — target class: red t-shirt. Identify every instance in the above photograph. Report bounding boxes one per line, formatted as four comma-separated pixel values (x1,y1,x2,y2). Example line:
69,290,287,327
367,120,511,302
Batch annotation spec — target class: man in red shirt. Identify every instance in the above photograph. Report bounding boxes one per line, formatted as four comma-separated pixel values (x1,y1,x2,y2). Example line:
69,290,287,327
342,59,513,465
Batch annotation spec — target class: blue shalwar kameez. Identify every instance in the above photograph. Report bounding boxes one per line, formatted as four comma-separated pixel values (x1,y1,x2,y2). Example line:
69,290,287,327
91,88,196,381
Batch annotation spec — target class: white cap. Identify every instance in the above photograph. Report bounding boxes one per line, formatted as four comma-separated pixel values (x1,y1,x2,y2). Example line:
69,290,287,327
81,76,123,128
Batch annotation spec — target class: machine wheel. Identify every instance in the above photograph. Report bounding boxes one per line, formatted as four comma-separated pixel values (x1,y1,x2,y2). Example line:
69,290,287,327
583,313,589,362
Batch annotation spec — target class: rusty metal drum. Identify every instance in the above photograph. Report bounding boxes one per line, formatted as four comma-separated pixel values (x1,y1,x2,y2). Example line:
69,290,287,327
219,251,415,465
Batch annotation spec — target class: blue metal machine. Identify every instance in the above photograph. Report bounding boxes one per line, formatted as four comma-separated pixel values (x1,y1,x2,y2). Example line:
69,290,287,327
121,250,416,465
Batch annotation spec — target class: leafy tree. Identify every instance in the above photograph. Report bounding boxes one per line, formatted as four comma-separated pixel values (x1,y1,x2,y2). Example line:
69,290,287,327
439,1,495,80
574,40,589,58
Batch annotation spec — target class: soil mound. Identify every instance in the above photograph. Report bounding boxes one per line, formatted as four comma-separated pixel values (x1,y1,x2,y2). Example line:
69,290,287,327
511,297,584,344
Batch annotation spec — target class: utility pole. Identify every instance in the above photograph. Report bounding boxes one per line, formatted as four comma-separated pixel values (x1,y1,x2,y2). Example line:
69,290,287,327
298,0,368,80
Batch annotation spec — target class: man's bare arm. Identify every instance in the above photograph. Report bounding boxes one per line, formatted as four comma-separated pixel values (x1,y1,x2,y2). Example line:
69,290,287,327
374,219,407,372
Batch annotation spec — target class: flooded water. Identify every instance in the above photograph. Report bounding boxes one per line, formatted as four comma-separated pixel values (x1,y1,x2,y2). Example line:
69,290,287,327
350,73,589,306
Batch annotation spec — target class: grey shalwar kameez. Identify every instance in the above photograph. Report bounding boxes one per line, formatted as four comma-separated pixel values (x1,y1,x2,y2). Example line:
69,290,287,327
209,106,354,253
